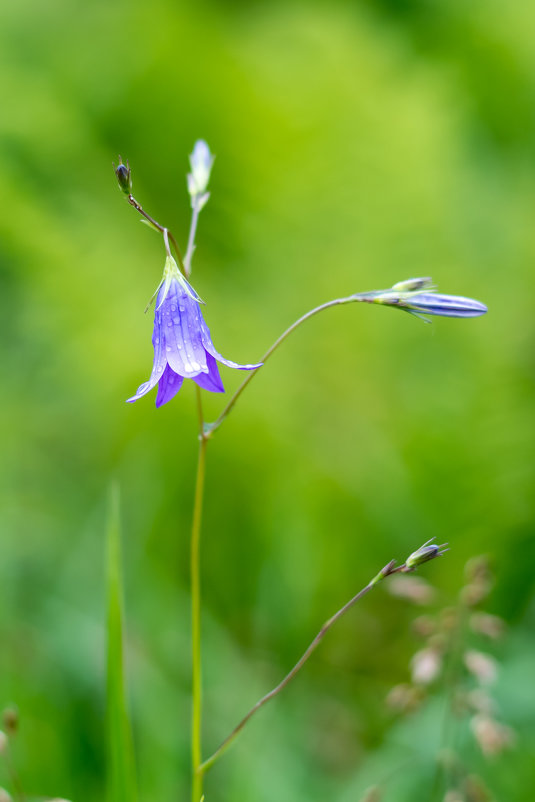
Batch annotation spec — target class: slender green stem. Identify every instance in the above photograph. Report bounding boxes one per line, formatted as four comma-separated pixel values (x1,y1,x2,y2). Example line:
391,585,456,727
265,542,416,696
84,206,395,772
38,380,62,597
126,193,187,274
184,203,200,278
208,293,373,435
191,388,208,802
198,559,405,775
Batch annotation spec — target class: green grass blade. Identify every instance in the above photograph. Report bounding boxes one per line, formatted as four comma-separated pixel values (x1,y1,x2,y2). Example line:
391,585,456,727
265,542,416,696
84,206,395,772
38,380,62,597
106,483,138,802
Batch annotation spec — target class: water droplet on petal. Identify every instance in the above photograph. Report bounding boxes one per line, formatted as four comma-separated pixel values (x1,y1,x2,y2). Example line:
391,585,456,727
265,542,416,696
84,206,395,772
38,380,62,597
171,305,176,312
166,346,171,352
155,338,160,344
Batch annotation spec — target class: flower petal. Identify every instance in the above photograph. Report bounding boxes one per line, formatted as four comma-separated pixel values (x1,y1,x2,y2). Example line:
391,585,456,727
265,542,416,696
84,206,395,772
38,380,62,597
192,353,225,393
126,308,166,403
162,281,209,378
155,365,184,407
199,317,262,371
406,293,488,318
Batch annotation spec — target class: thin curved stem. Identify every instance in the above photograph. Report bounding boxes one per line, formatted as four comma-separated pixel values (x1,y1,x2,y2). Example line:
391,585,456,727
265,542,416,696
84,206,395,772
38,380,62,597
198,558,407,775
191,387,208,802
126,193,186,274
208,293,372,435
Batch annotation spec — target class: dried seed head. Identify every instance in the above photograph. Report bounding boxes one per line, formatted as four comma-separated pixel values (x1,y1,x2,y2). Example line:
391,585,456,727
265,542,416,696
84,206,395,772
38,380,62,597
388,575,436,605
464,650,498,685
471,714,516,757
2,708,17,736
411,647,443,685
470,613,505,640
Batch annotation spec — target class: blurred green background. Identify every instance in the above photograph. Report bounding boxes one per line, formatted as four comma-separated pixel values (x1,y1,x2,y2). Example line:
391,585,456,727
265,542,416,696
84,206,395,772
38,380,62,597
1,0,534,800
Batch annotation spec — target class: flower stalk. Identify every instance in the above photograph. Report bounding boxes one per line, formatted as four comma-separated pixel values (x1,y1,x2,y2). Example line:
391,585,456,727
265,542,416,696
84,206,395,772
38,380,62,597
191,390,208,802
198,541,446,776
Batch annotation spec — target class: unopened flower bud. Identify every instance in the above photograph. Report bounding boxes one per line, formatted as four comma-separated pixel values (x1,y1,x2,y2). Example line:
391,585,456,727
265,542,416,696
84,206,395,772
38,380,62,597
0,731,7,754
114,157,132,195
360,278,487,319
187,140,214,199
404,539,448,570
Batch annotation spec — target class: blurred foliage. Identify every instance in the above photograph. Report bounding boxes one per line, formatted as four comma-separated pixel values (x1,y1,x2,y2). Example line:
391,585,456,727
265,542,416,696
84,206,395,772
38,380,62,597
0,0,534,800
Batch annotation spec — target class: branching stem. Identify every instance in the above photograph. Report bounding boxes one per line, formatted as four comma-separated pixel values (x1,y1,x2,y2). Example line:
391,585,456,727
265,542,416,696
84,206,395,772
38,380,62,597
208,292,376,435
197,557,420,775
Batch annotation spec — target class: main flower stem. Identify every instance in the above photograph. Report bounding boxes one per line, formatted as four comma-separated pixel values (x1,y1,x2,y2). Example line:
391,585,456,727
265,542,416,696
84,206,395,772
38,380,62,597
191,388,208,802
198,558,410,775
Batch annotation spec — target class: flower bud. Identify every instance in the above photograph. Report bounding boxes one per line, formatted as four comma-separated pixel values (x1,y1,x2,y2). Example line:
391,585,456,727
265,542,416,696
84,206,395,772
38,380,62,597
360,278,487,319
404,539,448,570
187,140,214,199
0,731,7,755
114,157,132,195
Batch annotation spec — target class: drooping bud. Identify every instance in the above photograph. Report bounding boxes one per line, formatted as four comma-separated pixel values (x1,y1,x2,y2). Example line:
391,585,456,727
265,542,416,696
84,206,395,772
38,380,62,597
114,156,132,195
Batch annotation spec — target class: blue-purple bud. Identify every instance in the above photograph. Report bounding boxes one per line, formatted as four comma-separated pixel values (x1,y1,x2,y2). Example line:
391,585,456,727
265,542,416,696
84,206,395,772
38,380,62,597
114,157,132,195
361,277,487,320
405,539,448,570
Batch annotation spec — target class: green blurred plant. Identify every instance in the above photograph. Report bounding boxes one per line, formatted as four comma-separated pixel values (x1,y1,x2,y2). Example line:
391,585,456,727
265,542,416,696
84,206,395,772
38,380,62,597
386,557,514,801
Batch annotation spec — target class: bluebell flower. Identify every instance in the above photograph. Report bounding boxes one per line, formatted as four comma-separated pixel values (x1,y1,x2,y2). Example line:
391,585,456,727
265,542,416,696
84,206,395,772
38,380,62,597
360,278,488,320
128,256,262,407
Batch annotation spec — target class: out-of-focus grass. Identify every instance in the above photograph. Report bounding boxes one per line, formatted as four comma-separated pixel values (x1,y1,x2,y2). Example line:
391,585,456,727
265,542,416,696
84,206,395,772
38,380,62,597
0,0,534,800
106,484,137,802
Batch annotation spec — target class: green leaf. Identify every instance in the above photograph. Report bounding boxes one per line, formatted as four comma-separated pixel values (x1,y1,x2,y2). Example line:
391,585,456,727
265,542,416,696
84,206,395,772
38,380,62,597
106,483,138,802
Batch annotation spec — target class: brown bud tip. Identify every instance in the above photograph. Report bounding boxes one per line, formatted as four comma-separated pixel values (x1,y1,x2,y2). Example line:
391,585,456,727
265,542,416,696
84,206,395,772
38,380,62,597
2,707,18,736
